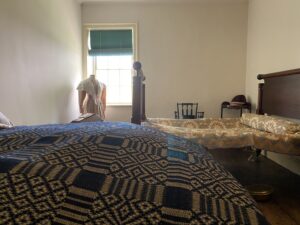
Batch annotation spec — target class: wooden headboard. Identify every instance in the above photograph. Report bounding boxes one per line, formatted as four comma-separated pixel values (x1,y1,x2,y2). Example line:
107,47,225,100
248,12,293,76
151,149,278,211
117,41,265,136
257,68,300,120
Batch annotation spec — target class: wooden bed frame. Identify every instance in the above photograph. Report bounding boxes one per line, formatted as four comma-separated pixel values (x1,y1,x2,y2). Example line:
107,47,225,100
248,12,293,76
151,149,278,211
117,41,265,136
257,68,300,119
132,65,300,124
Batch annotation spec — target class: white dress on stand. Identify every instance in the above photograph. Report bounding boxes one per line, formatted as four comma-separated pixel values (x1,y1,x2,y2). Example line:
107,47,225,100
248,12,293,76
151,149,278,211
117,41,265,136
77,76,106,120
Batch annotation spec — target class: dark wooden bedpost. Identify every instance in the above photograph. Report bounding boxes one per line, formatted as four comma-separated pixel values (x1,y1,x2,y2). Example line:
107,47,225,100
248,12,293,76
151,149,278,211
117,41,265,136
251,75,265,161
131,61,146,124
257,81,264,115
142,83,146,121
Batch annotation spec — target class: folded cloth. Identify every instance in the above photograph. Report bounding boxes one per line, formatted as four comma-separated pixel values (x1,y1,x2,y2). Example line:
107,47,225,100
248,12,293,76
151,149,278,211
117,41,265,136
0,112,13,129
230,101,246,106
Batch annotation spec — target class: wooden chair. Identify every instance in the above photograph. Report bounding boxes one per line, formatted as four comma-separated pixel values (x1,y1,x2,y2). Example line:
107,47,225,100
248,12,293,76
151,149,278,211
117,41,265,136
175,103,204,119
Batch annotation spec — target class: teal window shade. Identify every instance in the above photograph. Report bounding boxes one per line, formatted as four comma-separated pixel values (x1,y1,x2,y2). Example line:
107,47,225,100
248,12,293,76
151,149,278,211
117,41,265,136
89,30,133,56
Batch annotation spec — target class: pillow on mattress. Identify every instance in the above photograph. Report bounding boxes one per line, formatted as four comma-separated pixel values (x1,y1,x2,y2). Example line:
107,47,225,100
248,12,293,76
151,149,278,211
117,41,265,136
240,113,300,135
0,112,13,129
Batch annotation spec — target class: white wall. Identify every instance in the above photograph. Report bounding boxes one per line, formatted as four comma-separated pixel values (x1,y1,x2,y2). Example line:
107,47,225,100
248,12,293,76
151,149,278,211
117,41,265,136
246,0,300,175
82,1,248,122
0,0,82,125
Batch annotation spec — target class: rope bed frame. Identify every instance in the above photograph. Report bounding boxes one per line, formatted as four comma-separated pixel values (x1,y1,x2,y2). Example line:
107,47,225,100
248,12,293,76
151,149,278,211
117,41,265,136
132,63,300,124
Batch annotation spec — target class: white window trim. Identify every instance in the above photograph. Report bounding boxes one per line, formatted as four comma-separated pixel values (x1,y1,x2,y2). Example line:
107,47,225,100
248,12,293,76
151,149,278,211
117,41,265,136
82,23,138,80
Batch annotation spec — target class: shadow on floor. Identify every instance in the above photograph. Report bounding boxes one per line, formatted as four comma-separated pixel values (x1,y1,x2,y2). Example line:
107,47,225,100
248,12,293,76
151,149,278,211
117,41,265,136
208,148,300,225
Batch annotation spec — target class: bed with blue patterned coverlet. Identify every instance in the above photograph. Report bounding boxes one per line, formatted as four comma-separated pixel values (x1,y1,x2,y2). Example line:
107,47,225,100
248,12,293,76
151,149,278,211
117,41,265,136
0,122,268,224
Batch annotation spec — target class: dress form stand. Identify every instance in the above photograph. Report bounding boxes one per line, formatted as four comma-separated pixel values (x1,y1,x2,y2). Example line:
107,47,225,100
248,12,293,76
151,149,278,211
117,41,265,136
77,75,106,120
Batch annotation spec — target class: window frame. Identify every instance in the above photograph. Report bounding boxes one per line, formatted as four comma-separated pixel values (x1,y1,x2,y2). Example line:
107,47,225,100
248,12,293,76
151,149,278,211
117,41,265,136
82,23,138,106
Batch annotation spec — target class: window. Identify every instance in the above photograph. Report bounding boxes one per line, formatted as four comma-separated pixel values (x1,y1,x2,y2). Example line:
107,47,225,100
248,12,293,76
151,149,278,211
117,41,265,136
88,55,132,105
83,24,138,106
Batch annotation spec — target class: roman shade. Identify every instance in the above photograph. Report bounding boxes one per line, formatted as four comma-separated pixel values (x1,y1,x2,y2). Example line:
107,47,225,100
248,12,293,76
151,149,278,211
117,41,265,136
89,30,133,56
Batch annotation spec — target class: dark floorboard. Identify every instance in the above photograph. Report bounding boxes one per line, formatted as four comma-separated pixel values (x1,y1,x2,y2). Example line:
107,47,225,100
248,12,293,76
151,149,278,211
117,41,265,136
208,148,300,225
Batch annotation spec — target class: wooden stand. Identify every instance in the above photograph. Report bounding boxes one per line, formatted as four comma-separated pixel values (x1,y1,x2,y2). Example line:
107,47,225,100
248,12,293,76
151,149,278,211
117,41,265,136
71,113,102,123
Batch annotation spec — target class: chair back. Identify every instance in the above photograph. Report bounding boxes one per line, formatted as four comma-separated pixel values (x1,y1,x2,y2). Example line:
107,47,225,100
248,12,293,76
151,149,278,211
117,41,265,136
175,103,201,119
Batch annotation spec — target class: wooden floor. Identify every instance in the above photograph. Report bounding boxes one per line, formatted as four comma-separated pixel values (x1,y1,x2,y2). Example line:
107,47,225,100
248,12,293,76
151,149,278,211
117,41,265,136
208,148,300,225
